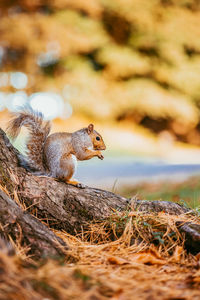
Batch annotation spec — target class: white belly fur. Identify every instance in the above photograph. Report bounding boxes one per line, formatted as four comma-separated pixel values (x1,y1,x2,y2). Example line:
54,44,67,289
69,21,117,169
71,154,78,175
87,146,93,150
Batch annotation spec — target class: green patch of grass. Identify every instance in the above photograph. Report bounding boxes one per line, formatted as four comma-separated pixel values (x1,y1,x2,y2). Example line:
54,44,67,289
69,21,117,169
121,177,200,209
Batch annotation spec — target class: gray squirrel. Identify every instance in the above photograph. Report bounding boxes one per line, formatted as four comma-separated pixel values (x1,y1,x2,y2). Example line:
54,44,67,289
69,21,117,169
7,109,106,187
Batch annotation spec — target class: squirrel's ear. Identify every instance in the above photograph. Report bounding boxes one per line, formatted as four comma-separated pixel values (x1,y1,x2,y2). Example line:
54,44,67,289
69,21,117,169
87,124,94,134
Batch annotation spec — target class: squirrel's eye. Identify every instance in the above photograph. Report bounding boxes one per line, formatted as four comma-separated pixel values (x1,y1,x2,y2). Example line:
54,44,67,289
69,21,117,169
96,136,100,141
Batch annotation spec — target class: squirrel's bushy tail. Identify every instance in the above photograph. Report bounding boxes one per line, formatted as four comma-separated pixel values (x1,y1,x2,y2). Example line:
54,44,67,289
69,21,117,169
7,110,51,172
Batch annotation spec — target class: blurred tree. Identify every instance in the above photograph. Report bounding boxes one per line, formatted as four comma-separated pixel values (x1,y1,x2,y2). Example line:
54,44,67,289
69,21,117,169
1,0,200,144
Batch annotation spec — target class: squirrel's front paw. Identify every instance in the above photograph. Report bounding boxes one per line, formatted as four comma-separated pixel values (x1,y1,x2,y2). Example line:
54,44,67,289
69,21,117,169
98,154,104,160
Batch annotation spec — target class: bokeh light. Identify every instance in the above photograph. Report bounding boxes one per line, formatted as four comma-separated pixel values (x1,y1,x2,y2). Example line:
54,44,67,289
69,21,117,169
29,92,65,120
6,91,28,112
10,72,28,89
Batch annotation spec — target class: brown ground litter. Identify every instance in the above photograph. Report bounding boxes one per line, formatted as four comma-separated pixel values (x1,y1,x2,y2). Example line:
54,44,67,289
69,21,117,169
0,207,199,300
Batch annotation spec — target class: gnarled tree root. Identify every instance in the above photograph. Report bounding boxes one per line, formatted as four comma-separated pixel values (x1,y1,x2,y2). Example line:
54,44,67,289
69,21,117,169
0,128,199,255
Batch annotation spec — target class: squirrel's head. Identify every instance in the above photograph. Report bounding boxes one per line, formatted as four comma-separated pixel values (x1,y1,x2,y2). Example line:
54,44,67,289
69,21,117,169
87,124,106,151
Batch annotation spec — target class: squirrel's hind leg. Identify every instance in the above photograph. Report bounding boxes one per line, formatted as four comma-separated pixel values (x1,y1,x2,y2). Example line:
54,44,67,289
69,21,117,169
66,179,86,189
58,154,86,188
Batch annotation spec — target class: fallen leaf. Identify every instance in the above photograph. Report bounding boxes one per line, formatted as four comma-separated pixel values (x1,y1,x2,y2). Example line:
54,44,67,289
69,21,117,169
193,270,200,283
110,288,124,300
195,252,200,261
107,256,129,265
130,249,166,265
169,246,183,263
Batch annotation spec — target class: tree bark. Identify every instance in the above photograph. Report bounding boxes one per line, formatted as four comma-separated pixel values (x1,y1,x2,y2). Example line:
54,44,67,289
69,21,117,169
0,189,68,259
0,128,199,254
176,222,200,254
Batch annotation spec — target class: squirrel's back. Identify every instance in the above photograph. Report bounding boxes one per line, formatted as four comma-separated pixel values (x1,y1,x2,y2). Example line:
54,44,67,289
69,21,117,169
7,110,51,172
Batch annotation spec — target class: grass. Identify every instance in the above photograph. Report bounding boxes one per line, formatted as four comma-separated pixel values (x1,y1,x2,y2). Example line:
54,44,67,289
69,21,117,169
120,176,200,210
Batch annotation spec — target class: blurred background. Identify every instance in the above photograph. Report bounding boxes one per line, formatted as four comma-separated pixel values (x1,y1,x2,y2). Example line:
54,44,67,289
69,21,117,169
1,0,200,207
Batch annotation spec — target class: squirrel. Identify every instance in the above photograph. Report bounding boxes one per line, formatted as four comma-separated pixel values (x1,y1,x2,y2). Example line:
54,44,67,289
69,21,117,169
7,109,106,188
